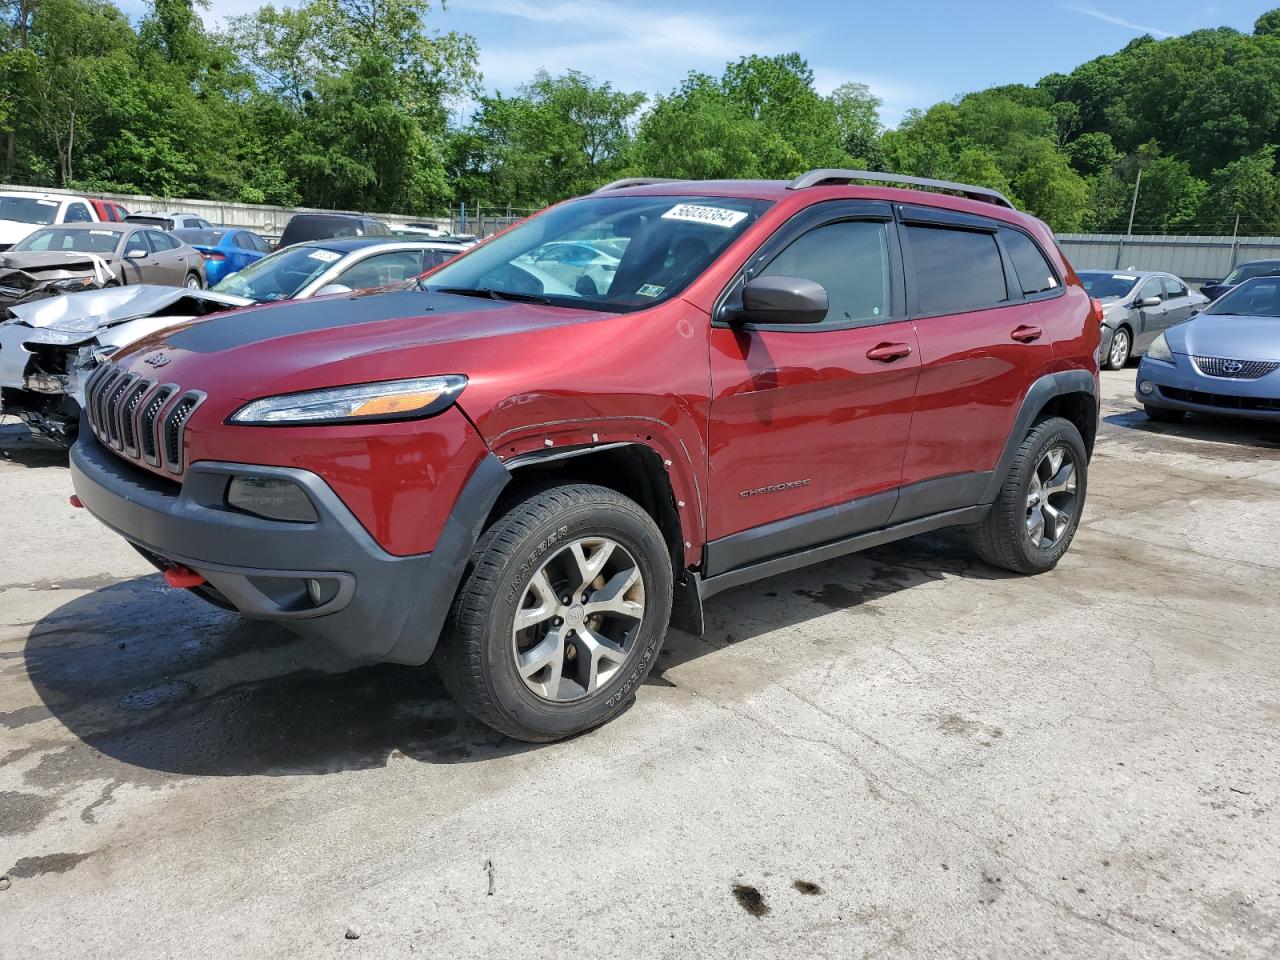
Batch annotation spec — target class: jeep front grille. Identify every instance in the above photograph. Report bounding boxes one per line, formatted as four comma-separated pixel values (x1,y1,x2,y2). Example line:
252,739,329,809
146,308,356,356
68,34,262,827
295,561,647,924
83,362,204,475
1191,356,1280,380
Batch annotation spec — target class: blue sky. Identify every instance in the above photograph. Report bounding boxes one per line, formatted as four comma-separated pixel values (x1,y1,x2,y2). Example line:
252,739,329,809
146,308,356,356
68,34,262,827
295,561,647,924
131,0,1275,125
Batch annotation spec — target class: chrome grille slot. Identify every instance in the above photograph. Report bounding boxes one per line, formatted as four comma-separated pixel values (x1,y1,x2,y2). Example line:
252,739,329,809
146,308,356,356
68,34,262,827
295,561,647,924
1192,356,1280,380
82,365,109,435
162,392,204,474
102,372,136,448
119,379,155,456
92,367,123,439
140,386,176,466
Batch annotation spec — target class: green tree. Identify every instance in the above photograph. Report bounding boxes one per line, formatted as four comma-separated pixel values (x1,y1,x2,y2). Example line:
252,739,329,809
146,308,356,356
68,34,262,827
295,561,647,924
828,82,884,167
1203,144,1280,233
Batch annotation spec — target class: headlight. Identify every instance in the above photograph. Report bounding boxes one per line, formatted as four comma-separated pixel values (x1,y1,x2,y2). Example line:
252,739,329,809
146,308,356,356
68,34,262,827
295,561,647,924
49,277,97,292
1146,333,1175,363
228,375,467,425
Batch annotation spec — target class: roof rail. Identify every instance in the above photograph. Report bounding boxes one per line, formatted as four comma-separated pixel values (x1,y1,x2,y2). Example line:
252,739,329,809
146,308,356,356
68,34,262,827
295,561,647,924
787,169,1015,209
592,177,689,194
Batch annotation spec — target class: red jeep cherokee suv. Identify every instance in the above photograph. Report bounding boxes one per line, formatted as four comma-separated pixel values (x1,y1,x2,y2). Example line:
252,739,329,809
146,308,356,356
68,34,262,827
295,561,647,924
70,170,1101,741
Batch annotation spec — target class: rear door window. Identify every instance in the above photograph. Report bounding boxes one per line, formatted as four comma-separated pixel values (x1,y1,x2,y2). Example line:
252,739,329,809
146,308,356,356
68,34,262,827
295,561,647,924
1136,278,1163,303
905,225,1009,315
999,227,1058,296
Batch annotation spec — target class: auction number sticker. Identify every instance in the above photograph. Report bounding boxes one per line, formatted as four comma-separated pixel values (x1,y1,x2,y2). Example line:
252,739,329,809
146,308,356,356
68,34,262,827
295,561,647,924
661,203,747,228
308,250,342,263
636,283,665,298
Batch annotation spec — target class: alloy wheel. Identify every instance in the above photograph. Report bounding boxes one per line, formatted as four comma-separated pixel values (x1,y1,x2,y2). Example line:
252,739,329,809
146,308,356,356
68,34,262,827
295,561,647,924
1108,328,1130,368
511,536,645,702
1025,445,1078,549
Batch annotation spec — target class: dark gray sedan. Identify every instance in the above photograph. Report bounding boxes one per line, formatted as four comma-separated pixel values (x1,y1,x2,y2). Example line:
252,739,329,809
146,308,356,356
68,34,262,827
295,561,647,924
1079,270,1209,370
0,224,206,306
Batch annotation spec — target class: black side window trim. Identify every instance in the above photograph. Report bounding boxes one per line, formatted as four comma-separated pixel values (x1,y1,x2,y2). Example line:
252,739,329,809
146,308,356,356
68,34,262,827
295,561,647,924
712,199,907,333
997,225,1065,304
897,202,998,233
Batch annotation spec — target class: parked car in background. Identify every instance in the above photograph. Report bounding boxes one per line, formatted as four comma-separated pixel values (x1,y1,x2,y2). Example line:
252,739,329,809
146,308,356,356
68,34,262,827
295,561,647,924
1137,276,1280,423
277,213,392,248
212,237,461,301
125,210,213,231
68,170,1100,742
0,235,457,446
90,198,130,222
1078,269,1208,369
0,190,99,250
172,227,272,285
1200,259,1280,302
0,224,206,307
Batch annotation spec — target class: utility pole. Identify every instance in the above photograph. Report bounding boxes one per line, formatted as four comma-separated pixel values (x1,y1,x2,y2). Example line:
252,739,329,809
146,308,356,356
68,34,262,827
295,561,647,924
1229,211,1241,273
1116,167,1143,269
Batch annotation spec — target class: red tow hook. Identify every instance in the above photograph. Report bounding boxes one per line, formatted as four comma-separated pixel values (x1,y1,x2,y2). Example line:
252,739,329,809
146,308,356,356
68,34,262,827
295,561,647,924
69,495,83,508
164,565,206,589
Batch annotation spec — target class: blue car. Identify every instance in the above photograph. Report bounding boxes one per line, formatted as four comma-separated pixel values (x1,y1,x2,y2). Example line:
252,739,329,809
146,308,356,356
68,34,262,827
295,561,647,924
170,227,272,286
1137,276,1280,423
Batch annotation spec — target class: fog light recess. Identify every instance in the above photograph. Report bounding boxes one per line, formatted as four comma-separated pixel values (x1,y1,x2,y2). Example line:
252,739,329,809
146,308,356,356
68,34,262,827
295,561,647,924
227,476,319,522
1139,380,1155,395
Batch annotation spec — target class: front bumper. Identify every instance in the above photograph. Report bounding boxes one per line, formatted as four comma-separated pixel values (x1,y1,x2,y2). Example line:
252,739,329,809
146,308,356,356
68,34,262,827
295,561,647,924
1136,355,1280,422
70,427,509,664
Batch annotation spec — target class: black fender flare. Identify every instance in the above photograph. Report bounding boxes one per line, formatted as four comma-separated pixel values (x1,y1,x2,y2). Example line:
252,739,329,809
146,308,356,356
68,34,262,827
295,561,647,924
980,369,1098,504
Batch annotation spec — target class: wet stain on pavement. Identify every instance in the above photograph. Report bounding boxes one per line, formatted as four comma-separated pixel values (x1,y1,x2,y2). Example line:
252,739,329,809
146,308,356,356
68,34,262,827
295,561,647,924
0,791,56,835
732,882,770,917
0,704,53,729
7,850,97,879
117,680,197,712
792,879,824,895
978,870,1005,905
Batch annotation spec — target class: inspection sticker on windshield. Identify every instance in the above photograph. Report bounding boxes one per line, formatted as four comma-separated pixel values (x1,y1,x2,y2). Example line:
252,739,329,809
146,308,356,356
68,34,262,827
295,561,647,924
1114,274,1136,280
308,250,342,263
636,283,665,298
90,229,115,236
661,203,747,228
37,199,57,206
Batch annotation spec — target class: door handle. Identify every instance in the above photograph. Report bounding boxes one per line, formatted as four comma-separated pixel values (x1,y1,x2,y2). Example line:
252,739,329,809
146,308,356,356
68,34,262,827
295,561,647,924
1011,325,1042,343
866,342,912,363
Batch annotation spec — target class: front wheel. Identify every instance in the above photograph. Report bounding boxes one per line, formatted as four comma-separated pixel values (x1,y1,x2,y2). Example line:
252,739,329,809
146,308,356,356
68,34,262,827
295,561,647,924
1102,326,1131,370
435,483,673,742
968,417,1088,575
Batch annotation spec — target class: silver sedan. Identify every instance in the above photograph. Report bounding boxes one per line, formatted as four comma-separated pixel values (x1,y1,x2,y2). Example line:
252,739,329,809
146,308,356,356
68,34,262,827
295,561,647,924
1078,270,1208,370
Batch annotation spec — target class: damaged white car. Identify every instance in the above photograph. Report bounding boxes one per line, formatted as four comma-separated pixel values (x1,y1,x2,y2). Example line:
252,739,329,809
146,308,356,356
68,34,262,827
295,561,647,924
0,285,249,444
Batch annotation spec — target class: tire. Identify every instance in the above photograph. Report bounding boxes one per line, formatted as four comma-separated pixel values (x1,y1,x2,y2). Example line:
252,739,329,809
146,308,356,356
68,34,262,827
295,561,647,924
1102,326,1131,370
968,416,1088,575
435,483,673,742
185,272,202,289
1144,404,1185,423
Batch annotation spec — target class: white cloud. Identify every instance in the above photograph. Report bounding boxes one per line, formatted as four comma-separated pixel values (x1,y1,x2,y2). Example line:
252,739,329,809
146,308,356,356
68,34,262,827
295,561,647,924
1059,3,1174,38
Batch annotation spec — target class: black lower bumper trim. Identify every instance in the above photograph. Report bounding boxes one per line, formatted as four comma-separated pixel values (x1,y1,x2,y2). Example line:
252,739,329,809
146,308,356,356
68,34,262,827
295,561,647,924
70,427,510,665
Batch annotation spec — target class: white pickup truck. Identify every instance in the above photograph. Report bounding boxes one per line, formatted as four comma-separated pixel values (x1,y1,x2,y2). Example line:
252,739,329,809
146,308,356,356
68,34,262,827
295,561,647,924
0,191,101,251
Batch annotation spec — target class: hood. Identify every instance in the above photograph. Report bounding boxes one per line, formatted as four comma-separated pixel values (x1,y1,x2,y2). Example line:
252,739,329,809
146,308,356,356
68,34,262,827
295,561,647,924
7,283,250,331
111,288,612,399
0,219,40,246
0,249,113,274
1168,314,1280,361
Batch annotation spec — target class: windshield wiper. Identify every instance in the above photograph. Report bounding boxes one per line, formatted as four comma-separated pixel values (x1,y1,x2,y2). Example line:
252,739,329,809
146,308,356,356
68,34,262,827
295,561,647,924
434,286,552,305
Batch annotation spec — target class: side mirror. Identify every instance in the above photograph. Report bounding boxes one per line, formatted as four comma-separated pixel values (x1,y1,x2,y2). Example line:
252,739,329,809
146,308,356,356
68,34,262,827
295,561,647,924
1138,296,1161,308
126,248,148,260
732,275,829,325
314,283,354,297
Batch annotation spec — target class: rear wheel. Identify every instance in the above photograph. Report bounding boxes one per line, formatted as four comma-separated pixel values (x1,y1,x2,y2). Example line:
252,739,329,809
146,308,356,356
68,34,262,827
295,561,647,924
968,417,1087,575
435,483,672,742
1144,405,1185,423
1102,326,1131,370
184,272,202,289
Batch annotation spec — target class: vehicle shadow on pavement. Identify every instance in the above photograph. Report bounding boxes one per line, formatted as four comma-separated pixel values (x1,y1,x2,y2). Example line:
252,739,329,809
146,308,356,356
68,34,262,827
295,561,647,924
1104,409,1280,451
653,528,1018,678
23,577,532,780
0,421,69,469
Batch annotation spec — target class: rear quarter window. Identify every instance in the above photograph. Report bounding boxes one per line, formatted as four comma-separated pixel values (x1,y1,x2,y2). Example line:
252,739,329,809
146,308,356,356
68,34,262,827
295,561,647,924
999,227,1059,296
906,225,1008,316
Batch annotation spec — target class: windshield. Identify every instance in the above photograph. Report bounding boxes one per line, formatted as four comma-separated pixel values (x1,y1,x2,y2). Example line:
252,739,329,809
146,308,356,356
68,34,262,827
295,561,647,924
1205,276,1280,317
12,227,122,254
1078,271,1139,299
1222,262,1280,286
173,229,226,247
0,195,59,225
425,195,771,312
212,244,342,301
